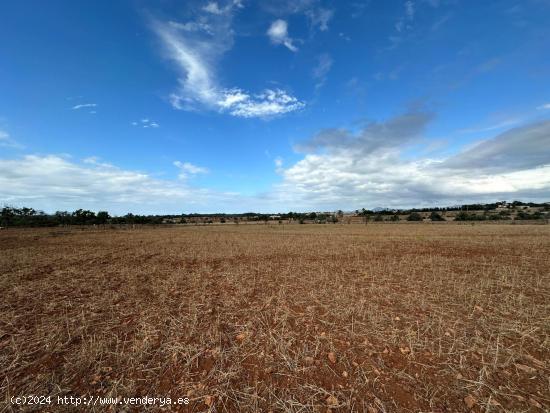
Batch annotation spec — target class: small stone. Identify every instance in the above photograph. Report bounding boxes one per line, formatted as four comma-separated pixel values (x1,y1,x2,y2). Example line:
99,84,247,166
399,346,411,354
204,395,214,407
464,395,476,409
326,395,338,406
235,332,247,341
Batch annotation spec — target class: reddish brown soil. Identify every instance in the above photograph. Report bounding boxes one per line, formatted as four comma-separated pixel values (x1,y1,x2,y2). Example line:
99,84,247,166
1,224,549,412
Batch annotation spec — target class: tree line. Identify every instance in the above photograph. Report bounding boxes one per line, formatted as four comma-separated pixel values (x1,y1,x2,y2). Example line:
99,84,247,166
1,202,548,228
0,207,167,227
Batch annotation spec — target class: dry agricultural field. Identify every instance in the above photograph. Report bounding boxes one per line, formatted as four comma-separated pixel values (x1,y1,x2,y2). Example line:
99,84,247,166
1,224,549,412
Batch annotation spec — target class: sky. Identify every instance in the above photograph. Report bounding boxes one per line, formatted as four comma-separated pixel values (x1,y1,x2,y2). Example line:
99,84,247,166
1,0,550,214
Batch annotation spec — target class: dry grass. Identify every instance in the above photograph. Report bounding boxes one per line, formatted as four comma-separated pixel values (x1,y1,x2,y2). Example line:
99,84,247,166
1,224,549,412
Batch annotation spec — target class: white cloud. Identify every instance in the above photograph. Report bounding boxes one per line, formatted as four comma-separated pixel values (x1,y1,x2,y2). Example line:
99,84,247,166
203,2,224,14
267,19,298,52
134,119,160,128
0,130,23,149
275,149,550,209
72,103,97,110
174,161,209,179
203,0,243,15
153,13,304,118
2,116,550,214
221,89,304,118
0,155,235,214
272,116,550,209
537,103,550,110
261,1,333,33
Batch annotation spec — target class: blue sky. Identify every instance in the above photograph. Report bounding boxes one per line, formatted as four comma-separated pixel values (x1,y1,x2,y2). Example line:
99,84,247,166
1,0,550,214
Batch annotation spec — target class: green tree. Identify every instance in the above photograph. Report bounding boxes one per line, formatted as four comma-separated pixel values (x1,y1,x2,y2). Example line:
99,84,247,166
55,211,71,226
96,211,110,224
1,207,16,227
72,209,96,225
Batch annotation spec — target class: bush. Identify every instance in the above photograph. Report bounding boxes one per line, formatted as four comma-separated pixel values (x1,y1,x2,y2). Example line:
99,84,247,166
455,212,486,221
516,211,545,220
430,212,445,221
407,212,423,221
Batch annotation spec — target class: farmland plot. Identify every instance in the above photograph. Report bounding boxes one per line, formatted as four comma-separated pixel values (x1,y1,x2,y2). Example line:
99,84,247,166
1,224,549,412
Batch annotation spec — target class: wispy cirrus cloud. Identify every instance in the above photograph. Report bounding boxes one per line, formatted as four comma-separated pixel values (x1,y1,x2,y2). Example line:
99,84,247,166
72,103,97,110
458,117,522,134
0,130,23,149
306,8,333,31
431,13,452,31
312,53,333,89
395,1,415,32
152,2,304,118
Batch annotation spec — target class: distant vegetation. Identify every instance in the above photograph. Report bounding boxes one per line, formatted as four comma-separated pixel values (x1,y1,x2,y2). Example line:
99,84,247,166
1,201,548,227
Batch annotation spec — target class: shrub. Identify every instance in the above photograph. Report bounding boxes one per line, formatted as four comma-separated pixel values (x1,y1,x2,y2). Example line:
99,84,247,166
430,212,445,221
407,212,423,221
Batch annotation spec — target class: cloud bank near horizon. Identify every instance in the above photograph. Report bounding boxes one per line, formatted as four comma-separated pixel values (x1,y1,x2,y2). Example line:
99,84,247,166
2,116,549,214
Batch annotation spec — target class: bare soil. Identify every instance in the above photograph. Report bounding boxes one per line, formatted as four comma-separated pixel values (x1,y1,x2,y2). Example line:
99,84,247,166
1,224,549,412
